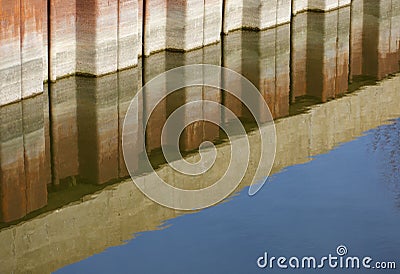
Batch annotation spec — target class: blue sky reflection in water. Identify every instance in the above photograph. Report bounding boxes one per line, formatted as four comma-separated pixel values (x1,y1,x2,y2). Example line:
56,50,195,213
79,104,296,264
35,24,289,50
56,117,400,274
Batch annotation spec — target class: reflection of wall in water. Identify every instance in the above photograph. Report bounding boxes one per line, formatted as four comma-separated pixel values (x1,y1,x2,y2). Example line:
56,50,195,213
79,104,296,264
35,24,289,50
144,45,221,153
48,68,142,186
350,0,400,80
50,78,79,185
0,95,49,222
1,73,399,274
223,24,290,120
292,7,350,102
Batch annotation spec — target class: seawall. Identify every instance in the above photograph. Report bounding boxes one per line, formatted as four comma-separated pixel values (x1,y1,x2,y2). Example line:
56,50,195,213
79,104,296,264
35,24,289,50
0,0,363,106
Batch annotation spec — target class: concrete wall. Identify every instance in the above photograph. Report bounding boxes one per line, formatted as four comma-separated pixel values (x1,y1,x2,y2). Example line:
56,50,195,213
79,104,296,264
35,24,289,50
0,0,354,107
0,0,45,105
144,0,223,55
223,0,291,33
293,0,351,14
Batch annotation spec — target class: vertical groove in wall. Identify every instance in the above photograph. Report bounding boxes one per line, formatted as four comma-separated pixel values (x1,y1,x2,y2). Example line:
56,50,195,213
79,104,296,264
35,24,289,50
141,0,146,58
221,0,226,35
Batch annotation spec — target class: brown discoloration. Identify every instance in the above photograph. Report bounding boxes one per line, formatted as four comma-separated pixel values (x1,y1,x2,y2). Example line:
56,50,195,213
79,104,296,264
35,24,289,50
22,96,48,212
0,102,27,222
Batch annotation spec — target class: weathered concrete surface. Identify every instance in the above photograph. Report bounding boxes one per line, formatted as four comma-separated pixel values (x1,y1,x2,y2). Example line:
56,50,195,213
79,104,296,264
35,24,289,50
0,95,48,222
0,0,22,105
223,0,291,33
292,0,351,14
1,0,45,105
1,73,400,273
351,0,400,80
143,0,168,55
223,24,290,120
21,0,45,98
144,0,223,55
291,7,350,102
76,0,119,75
118,0,140,70
50,0,139,79
49,0,76,81
204,0,223,45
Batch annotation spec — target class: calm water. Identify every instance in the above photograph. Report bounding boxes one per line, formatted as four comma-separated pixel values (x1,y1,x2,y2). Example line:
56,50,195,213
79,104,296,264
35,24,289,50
0,1,400,273
56,117,400,274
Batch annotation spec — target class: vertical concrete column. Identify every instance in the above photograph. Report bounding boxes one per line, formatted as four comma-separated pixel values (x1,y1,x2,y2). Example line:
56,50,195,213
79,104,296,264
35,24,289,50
203,0,223,45
0,0,22,104
22,95,48,213
76,0,118,75
167,0,204,51
42,0,48,82
49,78,79,185
224,0,291,33
20,0,44,98
118,0,139,70
241,1,274,30
0,103,26,222
143,1,168,55
293,0,351,14
49,0,76,81
277,0,292,26
223,0,243,33
77,75,119,184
